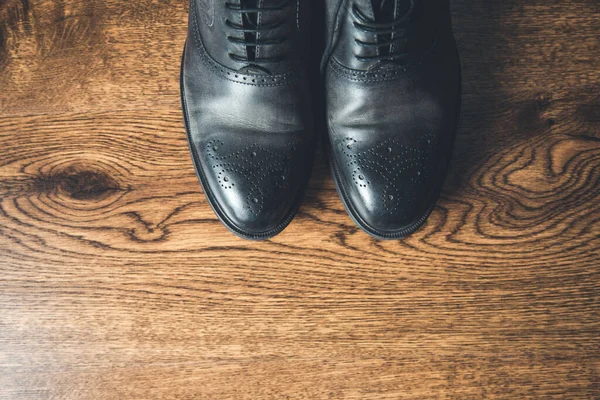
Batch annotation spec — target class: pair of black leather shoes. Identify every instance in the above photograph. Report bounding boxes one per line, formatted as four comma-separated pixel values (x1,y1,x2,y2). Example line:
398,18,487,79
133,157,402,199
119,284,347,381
181,0,461,240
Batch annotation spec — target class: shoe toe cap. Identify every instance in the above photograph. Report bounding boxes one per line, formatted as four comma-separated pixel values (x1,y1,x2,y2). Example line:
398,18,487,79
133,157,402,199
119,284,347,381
340,165,435,236
191,134,311,239
332,135,442,238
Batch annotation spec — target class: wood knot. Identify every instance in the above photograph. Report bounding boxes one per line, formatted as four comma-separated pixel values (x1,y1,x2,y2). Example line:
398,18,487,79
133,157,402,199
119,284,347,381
517,92,555,133
34,165,121,200
61,167,120,200
535,92,553,110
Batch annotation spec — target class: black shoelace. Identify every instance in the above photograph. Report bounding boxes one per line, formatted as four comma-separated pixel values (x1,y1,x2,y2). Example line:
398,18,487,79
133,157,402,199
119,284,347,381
225,0,291,64
352,0,417,62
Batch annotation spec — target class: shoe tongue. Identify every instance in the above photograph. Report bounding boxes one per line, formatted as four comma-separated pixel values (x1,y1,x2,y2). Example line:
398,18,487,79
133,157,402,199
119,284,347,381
237,0,282,74
363,0,411,21
368,60,397,72
371,0,394,21
238,64,272,75
257,0,282,5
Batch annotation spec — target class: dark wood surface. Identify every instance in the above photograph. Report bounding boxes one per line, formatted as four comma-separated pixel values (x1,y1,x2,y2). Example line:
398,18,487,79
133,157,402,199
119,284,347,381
1,0,599,399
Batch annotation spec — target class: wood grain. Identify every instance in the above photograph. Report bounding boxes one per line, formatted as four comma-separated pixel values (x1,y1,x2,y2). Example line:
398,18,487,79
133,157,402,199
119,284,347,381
1,0,599,399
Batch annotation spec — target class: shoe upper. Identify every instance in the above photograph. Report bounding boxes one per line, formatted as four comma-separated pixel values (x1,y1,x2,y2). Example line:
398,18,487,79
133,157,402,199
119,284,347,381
182,0,314,238
323,0,461,238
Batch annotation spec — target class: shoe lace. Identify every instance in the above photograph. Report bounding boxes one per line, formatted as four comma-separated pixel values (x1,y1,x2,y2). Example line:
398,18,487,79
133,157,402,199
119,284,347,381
225,0,292,64
352,0,417,62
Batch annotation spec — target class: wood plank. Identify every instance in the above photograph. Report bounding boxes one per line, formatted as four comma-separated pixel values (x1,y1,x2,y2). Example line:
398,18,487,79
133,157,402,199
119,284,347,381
0,0,188,115
0,0,599,399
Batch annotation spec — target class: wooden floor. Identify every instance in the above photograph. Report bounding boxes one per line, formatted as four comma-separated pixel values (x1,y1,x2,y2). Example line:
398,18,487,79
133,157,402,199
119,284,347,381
1,0,599,399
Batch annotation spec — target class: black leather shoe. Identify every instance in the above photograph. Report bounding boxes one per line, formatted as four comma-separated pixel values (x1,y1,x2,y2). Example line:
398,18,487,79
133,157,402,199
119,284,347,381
322,0,461,239
181,0,315,240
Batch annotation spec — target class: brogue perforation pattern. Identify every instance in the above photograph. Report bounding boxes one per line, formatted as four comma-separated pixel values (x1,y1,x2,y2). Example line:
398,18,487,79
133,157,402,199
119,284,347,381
207,140,296,216
339,135,436,213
